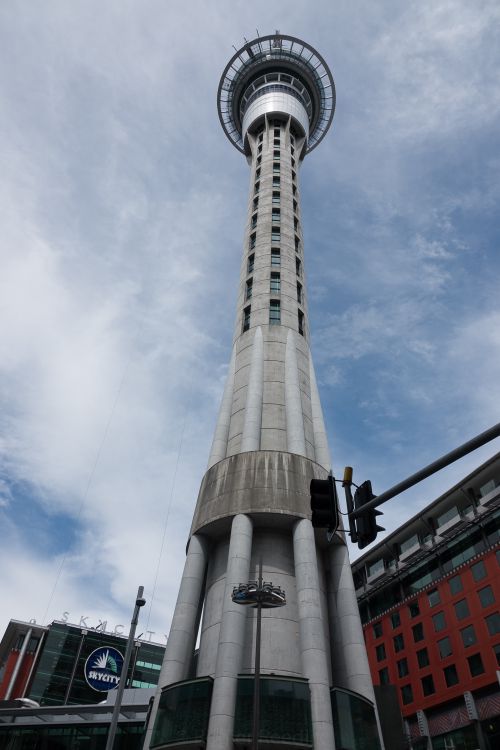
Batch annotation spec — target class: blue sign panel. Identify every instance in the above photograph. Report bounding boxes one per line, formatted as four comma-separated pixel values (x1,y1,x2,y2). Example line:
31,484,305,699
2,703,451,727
84,646,124,692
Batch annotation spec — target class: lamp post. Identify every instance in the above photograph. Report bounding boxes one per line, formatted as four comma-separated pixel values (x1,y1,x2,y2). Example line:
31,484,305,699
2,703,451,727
105,586,146,750
232,561,286,750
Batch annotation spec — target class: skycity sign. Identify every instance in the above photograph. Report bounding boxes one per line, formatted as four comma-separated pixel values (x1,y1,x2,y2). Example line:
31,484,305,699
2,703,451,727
84,647,124,692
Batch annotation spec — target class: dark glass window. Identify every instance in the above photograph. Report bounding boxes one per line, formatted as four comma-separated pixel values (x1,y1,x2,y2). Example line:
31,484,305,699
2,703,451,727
471,560,486,581
412,623,424,642
417,648,429,668
432,612,446,632
428,588,440,607
295,257,301,276
467,653,485,677
247,254,254,274
271,249,280,266
454,598,470,620
242,306,251,332
421,675,435,696
408,602,420,618
375,644,386,662
272,162,280,173
485,612,500,636
449,575,463,595
441,528,485,574
296,282,302,304
256,167,261,178
272,209,281,223
253,196,259,210
273,149,280,159
397,658,409,678
478,585,495,608
379,667,389,685
251,213,258,228
272,191,280,204
271,227,280,242
494,643,500,667
269,300,281,325
373,622,383,638
270,272,280,293
295,234,300,251
401,684,413,705
393,634,404,653
254,181,260,194
272,176,280,187
298,310,304,336
443,664,459,687
250,232,256,249
438,636,452,658
245,278,253,300
391,612,401,629
461,624,477,647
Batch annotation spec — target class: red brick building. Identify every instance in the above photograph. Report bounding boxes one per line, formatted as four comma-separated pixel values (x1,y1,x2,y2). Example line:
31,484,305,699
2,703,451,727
352,453,500,750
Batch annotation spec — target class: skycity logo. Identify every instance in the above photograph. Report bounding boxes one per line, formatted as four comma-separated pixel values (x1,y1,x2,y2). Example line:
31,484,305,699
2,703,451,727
84,647,124,692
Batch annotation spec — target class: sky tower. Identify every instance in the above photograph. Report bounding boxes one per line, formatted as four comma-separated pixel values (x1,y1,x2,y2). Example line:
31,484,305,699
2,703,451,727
147,33,383,750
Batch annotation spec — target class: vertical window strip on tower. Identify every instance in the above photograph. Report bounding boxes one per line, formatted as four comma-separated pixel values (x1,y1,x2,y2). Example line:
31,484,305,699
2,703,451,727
269,300,281,325
270,272,280,293
271,249,280,266
246,278,253,300
243,305,251,332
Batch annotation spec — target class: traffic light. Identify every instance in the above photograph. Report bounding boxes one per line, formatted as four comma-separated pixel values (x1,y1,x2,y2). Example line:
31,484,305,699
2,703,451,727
354,480,384,549
310,475,338,532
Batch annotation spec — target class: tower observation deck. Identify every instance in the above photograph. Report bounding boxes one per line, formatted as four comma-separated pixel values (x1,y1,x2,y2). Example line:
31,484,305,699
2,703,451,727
147,34,384,750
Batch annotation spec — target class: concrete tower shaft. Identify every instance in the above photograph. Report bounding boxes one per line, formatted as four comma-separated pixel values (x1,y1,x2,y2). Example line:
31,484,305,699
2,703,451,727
147,34,383,750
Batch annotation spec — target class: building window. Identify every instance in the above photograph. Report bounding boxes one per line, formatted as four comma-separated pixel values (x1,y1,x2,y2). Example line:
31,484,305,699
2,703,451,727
471,560,487,581
251,213,258,228
245,278,253,300
253,196,259,210
296,257,301,276
269,300,281,325
293,199,298,213
443,664,459,687
272,209,280,223
478,585,495,608
436,505,459,528
467,653,485,677
449,574,463,595
292,184,297,196
257,143,262,153
298,310,304,336
294,217,299,231
273,138,280,146
258,132,263,142
271,229,280,244
242,306,251,332
401,684,413,705
256,155,262,166
270,272,280,293
292,169,296,182
421,675,435,696
273,149,280,159
454,598,470,620
393,634,404,653
272,176,280,187
273,163,280,173
250,232,256,250
494,643,500,667
417,648,429,668
428,588,440,607
438,636,452,658
291,157,296,168
272,191,280,204
397,658,409,678
412,623,424,642
256,167,261,179
485,612,500,636
379,667,389,685
271,249,280,266
247,254,255,274
297,282,302,304
373,621,383,638
408,602,420,618
274,128,280,137
254,181,260,194
375,644,386,662
295,235,300,251
461,624,477,647
391,611,401,629
432,611,446,632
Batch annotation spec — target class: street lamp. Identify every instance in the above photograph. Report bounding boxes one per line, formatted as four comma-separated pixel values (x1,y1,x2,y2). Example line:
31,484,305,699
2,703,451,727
232,561,286,750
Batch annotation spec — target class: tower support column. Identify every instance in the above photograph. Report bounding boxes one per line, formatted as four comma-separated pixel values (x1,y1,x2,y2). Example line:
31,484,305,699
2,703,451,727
293,519,336,750
206,513,253,750
145,533,208,748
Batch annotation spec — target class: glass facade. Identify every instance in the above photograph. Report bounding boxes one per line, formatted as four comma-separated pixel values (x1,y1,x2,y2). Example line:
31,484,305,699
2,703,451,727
234,675,312,746
0,724,143,750
151,677,213,748
28,623,164,706
331,688,381,750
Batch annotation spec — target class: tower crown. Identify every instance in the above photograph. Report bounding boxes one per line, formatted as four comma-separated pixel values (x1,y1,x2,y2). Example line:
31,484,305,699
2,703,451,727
217,33,335,156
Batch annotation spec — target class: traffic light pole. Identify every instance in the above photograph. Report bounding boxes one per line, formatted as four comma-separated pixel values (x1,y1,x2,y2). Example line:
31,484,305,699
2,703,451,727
349,422,500,519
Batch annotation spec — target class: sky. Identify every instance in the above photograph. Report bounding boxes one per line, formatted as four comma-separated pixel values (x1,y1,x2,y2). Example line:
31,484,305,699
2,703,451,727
1,0,499,645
